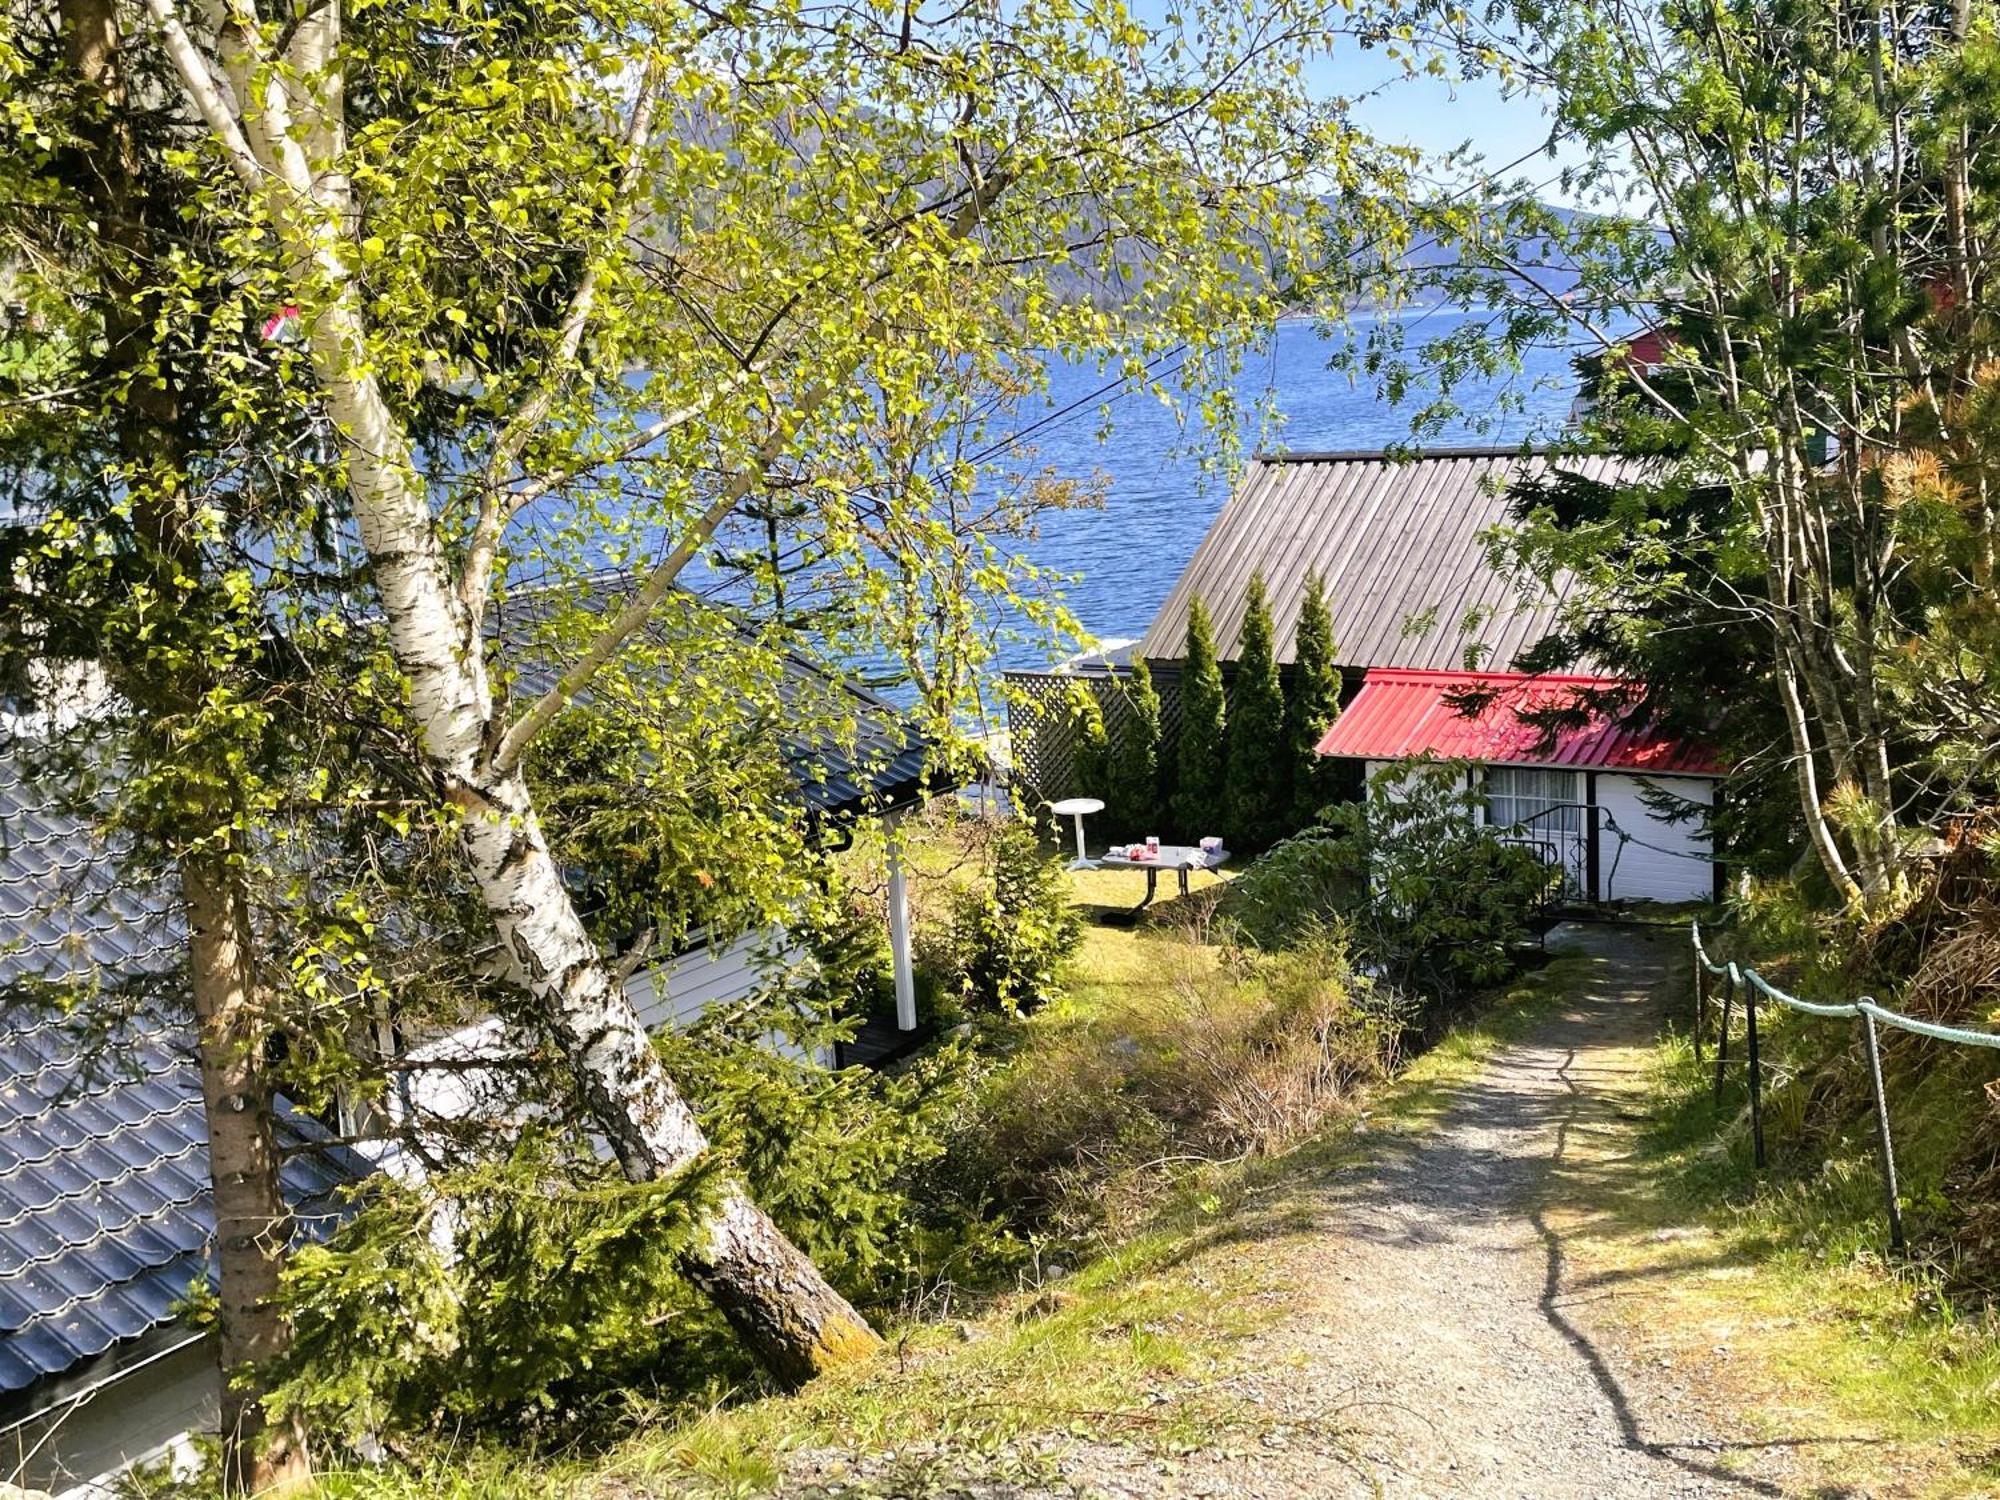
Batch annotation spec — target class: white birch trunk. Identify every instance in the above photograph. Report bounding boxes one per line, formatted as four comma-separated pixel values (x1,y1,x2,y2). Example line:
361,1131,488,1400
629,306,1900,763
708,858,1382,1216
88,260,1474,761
144,0,879,1381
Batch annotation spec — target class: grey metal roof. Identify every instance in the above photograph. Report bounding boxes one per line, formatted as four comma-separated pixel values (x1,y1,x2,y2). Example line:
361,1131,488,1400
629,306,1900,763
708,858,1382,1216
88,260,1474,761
0,753,356,1397
1136,447,1653,672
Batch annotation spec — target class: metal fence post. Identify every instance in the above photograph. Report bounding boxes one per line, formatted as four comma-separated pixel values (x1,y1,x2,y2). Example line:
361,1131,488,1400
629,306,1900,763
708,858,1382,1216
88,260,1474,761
1693,959,1706,1064
1712,970,1734,1107
1860,1011,1906,1253
1745,984,1765,1169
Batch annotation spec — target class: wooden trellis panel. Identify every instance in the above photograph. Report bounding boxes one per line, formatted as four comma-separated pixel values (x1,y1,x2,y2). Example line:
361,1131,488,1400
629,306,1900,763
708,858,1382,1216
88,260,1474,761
1002,666,1183,804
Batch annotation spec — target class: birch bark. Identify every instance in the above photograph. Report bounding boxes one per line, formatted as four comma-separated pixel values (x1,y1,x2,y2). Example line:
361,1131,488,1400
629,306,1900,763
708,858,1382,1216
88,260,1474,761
143,0,881,1380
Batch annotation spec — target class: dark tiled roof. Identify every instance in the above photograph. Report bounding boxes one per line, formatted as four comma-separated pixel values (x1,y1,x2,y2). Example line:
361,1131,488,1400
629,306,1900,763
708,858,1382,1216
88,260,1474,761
494,577,932,816
0,753,355,1397
1137,448,1656,671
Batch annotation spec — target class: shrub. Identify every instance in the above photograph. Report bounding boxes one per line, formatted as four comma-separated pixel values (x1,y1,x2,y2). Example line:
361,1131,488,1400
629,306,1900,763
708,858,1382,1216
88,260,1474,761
1221,832,1365,951
1225,572,1289,849
1173,595,1226,836
948,926,1395,1242
660,986,989,1300
935,816,1082,1014
1102,658,1164,839
1284,570,1343,826
267,894,994,1448
1226,760,1557,1012
1067,686,1113,808
266,1135,724,1447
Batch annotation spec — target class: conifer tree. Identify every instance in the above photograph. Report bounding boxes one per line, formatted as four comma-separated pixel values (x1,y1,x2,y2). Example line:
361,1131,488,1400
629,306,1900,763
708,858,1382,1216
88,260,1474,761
1069,691,1112,807
1174,596,1228,837
1104,658,1163,837
1285,571,1344,826
1225,573,1288,848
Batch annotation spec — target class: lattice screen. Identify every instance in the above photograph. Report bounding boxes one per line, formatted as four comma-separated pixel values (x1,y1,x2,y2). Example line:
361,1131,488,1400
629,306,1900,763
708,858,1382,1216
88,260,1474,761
1002,667,1184,804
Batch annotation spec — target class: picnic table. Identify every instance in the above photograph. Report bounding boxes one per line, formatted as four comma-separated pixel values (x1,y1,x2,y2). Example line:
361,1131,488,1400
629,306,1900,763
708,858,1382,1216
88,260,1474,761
1097,843,1230,913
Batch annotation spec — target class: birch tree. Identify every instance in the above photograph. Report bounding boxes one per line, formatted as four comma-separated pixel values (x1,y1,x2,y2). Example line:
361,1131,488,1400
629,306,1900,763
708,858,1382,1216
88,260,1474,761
112,0,1404,1381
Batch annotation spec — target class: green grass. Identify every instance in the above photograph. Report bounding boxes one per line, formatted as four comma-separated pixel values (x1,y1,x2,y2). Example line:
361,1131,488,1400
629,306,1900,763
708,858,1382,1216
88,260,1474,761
1536,932,2000,1496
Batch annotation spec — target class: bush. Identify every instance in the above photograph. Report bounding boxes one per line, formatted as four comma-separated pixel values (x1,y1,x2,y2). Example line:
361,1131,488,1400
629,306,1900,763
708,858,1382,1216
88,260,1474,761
947,927,1396,1242
266,885,996,1449
1284,570,1344,826
1225,572,1290,850
266,1134,724,1448
1102,658,1164,839
933,816,1082,1014
660,983,989,1301
1226,760,1557,1011
1173,595,1227,836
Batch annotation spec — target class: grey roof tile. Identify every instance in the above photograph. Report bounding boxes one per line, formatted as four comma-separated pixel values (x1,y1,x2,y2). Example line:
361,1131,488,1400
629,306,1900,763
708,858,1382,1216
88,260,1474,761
0,750,361,1395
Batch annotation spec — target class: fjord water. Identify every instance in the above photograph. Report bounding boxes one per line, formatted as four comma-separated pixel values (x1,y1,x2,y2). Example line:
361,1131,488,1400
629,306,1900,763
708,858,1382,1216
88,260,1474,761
994,311,1583,666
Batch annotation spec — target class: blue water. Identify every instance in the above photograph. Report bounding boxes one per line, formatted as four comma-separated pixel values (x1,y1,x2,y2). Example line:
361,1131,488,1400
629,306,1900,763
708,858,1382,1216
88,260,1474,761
988,311,1584,667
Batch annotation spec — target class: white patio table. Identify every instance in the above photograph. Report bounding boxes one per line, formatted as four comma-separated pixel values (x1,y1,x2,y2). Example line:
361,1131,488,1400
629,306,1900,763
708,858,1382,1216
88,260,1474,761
1096,843,1229,912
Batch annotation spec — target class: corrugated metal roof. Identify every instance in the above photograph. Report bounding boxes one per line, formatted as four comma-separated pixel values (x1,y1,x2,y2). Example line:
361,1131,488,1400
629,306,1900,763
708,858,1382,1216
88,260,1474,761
1136,447,1656,670
1314,668,1724,776
0,753,357,1397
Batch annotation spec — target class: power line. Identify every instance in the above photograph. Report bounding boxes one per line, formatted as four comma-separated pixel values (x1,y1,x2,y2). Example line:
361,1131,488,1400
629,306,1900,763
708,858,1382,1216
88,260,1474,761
964,132,1576,465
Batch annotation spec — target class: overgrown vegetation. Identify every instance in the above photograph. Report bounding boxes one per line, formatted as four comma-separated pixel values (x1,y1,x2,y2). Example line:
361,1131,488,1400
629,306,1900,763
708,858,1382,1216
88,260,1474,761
1227,761,1557,1008
254,872,1582,1500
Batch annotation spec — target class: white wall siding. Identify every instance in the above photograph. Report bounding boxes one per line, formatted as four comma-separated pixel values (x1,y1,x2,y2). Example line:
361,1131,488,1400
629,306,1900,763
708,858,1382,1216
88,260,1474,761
1353,757,1718,904
4,1340,217,1498
625,927,787,1032
1594,773,1715,903
625,927,828,1066
388,926,811,1155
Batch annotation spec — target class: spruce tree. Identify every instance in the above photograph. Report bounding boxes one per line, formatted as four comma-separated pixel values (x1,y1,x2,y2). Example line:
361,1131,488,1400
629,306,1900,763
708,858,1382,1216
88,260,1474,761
1174,595,1228,837
1104,657,1163,838
1069,690,1112,807
1285,570,1344,827
1224,573,1288,848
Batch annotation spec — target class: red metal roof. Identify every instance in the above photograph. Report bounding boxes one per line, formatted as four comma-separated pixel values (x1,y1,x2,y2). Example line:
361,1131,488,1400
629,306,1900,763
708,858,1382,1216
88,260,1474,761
1314,669,1724,776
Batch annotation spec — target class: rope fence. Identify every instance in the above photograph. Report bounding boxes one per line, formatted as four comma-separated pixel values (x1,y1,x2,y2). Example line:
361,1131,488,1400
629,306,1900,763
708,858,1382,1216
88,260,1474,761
1689,920,2000,1253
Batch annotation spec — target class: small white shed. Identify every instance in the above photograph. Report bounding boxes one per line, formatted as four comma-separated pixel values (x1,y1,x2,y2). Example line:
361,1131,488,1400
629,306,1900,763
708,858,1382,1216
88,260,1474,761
1317,669,1723,905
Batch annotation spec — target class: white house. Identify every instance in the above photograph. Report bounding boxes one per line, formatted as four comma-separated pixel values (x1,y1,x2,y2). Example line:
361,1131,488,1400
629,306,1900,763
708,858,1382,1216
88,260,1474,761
1315,667,1722,904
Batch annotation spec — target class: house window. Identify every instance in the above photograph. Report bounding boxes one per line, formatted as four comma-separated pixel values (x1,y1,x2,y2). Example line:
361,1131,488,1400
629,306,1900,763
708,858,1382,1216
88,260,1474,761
1484,765,1582,833
1485,765,1587,896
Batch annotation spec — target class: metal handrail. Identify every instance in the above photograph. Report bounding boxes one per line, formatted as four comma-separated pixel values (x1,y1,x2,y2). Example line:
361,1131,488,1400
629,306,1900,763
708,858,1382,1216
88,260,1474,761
1688,920,2000,1252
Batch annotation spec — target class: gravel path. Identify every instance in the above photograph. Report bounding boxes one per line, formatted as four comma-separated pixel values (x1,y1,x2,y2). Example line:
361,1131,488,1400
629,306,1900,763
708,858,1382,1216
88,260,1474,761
1041,922,1794,1499
784,922,1812,1499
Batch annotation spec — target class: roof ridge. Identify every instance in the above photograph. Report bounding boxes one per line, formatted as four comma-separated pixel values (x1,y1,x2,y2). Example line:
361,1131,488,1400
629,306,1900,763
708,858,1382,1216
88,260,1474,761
1365,667,1633,687
1251,444,1626,465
